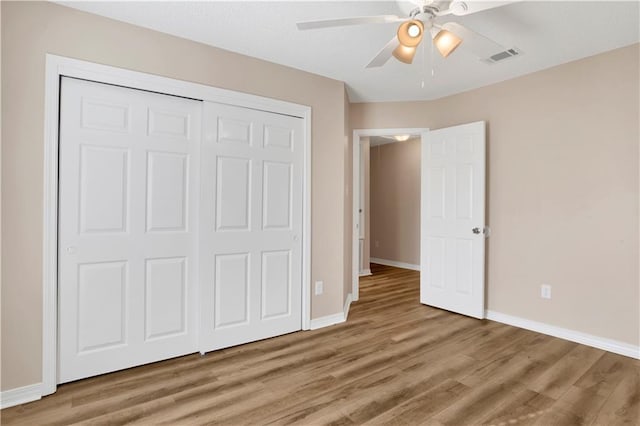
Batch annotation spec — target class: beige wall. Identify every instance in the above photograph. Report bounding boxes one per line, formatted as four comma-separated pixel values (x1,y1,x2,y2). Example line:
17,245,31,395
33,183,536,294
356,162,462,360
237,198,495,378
370,138,421,266
343,89,352,302
351,44,640,346
1,1,347,391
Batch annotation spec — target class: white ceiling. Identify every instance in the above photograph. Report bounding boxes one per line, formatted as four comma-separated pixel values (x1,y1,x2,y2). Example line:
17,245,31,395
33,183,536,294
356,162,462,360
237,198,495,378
370,135,420,146
56,1,640,103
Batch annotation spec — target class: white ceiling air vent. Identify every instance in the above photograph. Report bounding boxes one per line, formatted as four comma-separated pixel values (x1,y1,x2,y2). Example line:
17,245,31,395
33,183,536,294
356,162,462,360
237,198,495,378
483,47,522,64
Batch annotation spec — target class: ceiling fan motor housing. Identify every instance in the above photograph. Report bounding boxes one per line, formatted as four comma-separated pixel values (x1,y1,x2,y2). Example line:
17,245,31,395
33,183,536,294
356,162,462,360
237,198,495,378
410,5,438,20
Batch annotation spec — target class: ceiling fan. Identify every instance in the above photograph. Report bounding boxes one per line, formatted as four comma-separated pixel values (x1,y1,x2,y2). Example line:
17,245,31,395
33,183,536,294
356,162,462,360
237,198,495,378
297,0,517,68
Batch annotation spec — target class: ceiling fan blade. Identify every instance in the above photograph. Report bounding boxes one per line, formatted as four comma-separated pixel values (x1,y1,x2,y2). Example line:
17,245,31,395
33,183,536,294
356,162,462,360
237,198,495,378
441,22,507,59
297,15,403,30
437,0,520,17
366,36,401,68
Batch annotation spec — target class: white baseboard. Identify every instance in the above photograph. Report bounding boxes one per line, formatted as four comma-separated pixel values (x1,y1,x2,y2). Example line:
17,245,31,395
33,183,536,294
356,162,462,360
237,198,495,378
485,310,640,360
0,383,42,409
370,258,420,271
343,293,352,321
1,294,355,407
309,293,353,330
359,269,372,277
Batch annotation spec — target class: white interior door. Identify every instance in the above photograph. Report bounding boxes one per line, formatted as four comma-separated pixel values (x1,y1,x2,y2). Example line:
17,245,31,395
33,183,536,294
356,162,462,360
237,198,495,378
199,102,303,352
420,121,486,319
58,77,201,383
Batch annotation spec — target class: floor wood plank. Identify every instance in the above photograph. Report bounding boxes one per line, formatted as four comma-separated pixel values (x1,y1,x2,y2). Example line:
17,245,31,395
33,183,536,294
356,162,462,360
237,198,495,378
2,263,638,425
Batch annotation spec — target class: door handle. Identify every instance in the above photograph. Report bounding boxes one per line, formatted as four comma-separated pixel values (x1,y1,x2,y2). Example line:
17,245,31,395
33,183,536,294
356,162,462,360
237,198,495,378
472,227,490,237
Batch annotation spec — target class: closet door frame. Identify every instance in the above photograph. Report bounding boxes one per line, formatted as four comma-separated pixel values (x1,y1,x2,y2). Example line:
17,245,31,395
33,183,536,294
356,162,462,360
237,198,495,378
42,54,312,397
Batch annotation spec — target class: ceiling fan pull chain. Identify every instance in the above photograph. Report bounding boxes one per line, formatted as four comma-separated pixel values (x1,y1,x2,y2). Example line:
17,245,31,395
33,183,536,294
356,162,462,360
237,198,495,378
421,35,426,89
430,36,435,78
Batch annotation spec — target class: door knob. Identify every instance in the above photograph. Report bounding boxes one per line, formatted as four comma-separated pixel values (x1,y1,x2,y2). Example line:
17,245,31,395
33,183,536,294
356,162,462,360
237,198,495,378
472,227,481,234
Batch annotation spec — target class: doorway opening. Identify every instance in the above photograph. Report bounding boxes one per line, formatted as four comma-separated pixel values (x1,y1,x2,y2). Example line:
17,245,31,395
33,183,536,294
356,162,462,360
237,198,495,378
353,122,488,320
351,128,428,301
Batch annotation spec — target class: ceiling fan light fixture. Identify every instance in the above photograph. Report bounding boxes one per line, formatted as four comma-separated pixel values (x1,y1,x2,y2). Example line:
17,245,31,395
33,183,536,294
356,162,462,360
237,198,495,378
397,20,424,48
392,44,417,64
433,29,462,57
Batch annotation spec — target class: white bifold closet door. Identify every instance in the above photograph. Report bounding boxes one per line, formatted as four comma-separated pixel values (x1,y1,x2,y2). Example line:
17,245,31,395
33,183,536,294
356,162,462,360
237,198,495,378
199,102,304,352
58,77,201,383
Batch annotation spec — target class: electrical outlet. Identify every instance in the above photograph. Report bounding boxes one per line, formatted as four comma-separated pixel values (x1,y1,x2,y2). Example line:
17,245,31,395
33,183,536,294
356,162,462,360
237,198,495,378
375,240,380,248
540,284,552,299
315,281,323,296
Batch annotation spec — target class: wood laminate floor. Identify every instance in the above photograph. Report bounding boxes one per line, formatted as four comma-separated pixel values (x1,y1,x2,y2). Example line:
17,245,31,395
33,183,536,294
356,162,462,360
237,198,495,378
2,264,639,425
